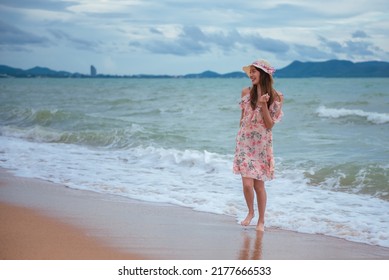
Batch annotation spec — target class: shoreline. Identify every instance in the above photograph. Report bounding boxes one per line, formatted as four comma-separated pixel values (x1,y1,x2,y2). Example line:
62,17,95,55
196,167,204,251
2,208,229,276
1,168,388,260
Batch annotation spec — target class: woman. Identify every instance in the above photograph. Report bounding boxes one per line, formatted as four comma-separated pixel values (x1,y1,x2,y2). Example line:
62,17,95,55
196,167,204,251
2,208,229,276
233,59,284,231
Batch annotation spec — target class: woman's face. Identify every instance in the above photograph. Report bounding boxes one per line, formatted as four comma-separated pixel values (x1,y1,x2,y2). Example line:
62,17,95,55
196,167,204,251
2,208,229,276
249,66,260,85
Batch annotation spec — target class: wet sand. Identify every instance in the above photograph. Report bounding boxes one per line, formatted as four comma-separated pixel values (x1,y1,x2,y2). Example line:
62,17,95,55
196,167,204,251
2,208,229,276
1,169,388,260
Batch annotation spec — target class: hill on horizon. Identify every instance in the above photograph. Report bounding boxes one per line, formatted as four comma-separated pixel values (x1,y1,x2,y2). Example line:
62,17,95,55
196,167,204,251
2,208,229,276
1,59,389,78
276,60,389,77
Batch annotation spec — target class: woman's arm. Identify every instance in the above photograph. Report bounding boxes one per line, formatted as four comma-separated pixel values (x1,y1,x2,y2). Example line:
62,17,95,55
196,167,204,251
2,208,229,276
259,92,283,129
260,99,274,129
240,88,250,126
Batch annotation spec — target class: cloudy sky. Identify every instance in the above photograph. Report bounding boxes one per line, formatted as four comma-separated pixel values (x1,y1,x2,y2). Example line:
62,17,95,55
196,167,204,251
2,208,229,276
1,0,388,75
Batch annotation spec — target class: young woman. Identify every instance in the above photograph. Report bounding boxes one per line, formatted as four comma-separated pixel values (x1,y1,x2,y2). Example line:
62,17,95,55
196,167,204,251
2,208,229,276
233,59,284,231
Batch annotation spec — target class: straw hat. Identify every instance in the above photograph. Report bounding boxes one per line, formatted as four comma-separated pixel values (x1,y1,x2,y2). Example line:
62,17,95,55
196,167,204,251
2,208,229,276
242,59,275,76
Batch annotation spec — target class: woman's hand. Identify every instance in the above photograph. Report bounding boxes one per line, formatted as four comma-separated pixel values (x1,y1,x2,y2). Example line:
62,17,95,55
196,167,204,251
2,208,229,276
259,93,274,129
259,93,270,104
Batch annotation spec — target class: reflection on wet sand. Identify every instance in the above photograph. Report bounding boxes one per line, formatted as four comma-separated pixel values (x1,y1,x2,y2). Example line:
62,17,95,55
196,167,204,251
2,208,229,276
238,230,264,260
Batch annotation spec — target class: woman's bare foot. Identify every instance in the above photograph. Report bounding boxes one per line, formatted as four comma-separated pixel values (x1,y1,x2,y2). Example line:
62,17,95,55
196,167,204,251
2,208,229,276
256,222,265,232
241,213,254,226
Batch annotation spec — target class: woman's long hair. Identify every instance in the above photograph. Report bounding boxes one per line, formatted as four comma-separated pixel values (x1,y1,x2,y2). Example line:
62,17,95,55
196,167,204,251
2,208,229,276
250,67,275,110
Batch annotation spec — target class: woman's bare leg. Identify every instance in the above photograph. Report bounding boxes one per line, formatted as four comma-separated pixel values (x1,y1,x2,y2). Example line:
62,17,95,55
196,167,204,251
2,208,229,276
241,177,255,226
254,180,267,231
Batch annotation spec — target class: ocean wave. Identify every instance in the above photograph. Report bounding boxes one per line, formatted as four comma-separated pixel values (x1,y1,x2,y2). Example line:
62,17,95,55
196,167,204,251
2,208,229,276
0,123,151,149
316,106,389,124
1,135,389,247
0,108,74,127
303,162,389,201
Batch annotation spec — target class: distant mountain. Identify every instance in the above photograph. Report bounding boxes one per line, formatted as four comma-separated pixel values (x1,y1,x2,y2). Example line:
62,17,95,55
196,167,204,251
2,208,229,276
0,65,26,76
183,70,247,78
0,65,247,78
0,65,76,78
26,66,72,77
184,70,221,78
276,60,389,77
222,71,246,78
1,60,388,78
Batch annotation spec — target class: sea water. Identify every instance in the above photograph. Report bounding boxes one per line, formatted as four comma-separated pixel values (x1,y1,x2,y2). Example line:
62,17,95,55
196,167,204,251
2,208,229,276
0,77,388,247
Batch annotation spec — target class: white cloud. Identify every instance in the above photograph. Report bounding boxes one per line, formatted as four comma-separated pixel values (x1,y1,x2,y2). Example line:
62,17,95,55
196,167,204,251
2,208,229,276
0,0,388,74
67,0,142,14
0,20,49,45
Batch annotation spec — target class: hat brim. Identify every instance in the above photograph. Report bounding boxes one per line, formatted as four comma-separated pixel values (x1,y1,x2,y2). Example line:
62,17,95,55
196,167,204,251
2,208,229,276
242,62,275,77
242,65,251,77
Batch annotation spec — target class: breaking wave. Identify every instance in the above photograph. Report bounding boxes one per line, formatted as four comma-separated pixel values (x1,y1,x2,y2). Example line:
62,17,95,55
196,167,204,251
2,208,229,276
317,106,389,124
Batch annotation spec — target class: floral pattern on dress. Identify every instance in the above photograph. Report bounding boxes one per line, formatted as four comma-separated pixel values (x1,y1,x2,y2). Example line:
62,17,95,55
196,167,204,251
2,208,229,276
233,91,283,181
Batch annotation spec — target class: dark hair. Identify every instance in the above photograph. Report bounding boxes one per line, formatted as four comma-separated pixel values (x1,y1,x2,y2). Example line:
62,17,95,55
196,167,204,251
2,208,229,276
249,67,275,110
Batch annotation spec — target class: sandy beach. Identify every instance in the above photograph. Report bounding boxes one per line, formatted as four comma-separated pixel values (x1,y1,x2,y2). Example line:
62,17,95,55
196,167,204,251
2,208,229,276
1,168,388,260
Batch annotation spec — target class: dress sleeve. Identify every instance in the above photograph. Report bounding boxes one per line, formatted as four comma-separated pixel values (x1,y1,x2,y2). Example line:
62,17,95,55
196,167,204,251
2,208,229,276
269,92,284,123
239,94,250,109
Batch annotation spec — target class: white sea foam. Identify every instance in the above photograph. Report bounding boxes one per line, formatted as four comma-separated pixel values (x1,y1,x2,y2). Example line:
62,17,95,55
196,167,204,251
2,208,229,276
1,135,388,247
317,106,389,124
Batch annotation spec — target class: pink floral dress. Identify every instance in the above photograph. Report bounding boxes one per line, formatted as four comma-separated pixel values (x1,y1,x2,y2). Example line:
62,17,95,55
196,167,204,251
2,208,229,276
233,91,283,181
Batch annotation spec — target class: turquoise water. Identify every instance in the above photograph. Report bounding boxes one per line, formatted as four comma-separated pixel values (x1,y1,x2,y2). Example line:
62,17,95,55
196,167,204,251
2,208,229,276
0,77,388,246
